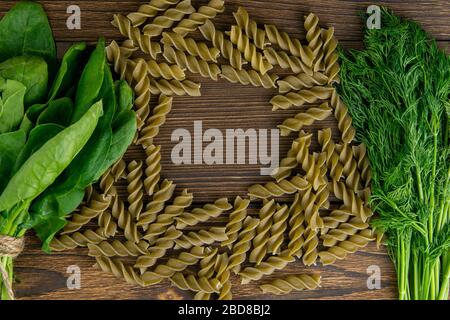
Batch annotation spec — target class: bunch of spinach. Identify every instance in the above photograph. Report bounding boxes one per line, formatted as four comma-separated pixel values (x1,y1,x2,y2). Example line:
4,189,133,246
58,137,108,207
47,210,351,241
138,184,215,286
339,9,449,300
0,1,136,300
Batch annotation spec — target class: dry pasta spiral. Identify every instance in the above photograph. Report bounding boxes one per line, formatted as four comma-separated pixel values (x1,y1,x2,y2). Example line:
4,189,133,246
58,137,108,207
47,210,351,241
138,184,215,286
248,176,310,200
222,196,250,248
163,45,221,80
302,152,327,191
287,193,306,258
229,216,259,273
131,58,186,81
127,59,151,128
318,128,344,181
302,226,319,266
267,204,289,254
264,24,314,67
88,240,150,257
174,227,228,249
240,251,295,285
321,217,369,247
141,247,205,285
322,207,353,232
94,256,143,286
319,229,375,265
127,0,181,27
106,40,136,82
260,274,321,295
173,0,225,36
198,248,219,278
304,13,324,72
199,20,244,70
150,78,201,97
143,145,162,197
227,26,273,75
176,198,232,229
138,95,173,148
162,32,220,62
170,273,222,293
249,200,277,264
50,228,107,251
278,102,332,136
233,7,267,49
112,14,161,59
353,144,372,189
277,72,328,94
61,192,111,235
321,27,340,84
330,180,373,222
215,253,232,300
338,143,362,192
111,195,141,243
270,86,333,111
138,180,176,228
220,65,278,89
127,160,145,220
263,48,312,75
98,210,118,238
142,0,195,37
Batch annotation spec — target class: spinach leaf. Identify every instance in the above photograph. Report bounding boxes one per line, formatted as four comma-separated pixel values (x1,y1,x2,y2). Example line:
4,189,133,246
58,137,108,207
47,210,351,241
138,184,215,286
0,56,48,106
0,1,56,65
71,39,106,123
48,42,87,101
0,130,26,193
115,80,134,116
13,124,64,174
107,109,136,167
0,100,103,212
0,78,26,134
37,97,73,127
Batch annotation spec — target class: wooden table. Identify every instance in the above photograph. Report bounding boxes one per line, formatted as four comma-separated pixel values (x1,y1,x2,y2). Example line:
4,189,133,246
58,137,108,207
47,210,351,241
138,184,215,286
3,0,449,300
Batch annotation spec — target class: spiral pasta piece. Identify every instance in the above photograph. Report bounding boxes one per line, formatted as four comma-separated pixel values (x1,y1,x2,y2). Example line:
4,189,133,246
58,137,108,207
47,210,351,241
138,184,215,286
321,27,340,84
227,26,273,75
337,143,362,193
220,65,278,89
198,247,219,278
162,32,220,62
173,0,225,36
112,14,161,59
144,189,193,242
298,186,325,231
278,103,332,136
176,198,232,229
127,0,181,27
249,200,277,264
302,152,327,191
264,24,314,67
50,228,107,251
163,45,221,80
304,13,324,72
260,274,321,295
111,159,127,181
138,180,176,228
61,192,111,235
141,247,205,285
319,229,375,265
135,227,183,271
302,226,319,266
229,216,259,273
170,273,222,294
150,78,201,97
267,204,289,254
272,131,312,182
138,95,173,148
98,210,118,238
263,48,312,75
215,253,232,300
130,58,186,81
287,193,306,258
331,180,373,222
110,195,141,243
127,160,145,220
88,240,150,257
322,207,353,232
222,196,250,248
194,292,211,300
94,256,143,286
233,7,267,49
270,86,333,111
127,58,151,128
142,0,195,37
321,217,369,247
277,72,328,94
248,175,310,200
199,20,244,69
353,144,372,189
318,128,344,181
143,145,162,196
106,40,136,82
240,251,295,285
174,227,227,249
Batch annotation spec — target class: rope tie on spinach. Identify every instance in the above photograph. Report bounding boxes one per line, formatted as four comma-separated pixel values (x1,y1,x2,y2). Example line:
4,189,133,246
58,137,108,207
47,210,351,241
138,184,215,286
0,235,25,300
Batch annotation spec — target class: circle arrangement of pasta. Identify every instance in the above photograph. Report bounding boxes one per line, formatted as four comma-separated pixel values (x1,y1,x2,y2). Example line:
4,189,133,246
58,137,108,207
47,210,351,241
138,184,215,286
51,0,379,299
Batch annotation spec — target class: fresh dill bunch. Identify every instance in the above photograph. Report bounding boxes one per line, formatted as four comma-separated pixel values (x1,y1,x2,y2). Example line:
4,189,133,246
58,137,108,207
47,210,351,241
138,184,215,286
338,8,449,300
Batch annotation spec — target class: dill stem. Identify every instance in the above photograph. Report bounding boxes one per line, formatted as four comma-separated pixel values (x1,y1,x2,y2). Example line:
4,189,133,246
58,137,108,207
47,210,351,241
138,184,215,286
437,252,449,300
412,251,420,299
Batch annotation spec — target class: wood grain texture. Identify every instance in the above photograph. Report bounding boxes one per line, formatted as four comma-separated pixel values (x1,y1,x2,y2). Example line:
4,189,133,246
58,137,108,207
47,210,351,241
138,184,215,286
2,0,448,300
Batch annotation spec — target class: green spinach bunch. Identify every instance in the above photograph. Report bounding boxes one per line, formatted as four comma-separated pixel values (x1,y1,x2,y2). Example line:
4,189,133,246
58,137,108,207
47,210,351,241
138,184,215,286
0,1,136,300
